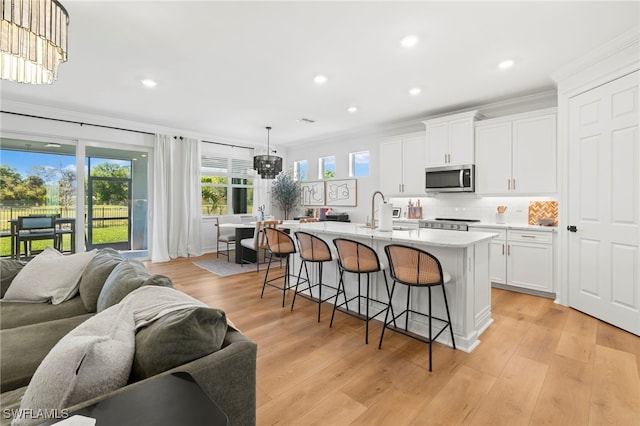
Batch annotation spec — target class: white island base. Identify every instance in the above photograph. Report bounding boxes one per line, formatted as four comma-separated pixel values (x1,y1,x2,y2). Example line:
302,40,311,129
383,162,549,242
285,222,496,352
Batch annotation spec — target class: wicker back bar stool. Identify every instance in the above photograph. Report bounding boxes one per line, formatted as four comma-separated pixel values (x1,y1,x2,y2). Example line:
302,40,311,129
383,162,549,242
292,231,338,322
262,227,297,307
379,244,456,371
330,238,391,344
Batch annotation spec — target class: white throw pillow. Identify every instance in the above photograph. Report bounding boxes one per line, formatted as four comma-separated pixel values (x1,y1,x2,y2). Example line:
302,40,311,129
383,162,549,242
3,247,96,304
12,304,135,426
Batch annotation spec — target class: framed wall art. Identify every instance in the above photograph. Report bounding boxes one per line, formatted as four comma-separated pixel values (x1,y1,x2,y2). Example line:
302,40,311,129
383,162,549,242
325,179,357,206
301,181,325,206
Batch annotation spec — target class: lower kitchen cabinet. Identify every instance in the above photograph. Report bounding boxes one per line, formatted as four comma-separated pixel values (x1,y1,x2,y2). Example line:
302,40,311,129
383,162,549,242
471,227,554,294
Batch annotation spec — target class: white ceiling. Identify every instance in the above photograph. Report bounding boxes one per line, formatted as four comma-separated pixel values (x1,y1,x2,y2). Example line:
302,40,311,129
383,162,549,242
1,1,638,148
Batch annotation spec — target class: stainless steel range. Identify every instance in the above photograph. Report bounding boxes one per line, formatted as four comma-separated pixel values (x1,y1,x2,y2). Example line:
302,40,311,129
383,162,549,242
419,218,481,231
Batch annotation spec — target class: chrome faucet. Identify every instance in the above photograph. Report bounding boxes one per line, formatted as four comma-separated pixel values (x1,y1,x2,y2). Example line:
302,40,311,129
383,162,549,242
371,191,386,229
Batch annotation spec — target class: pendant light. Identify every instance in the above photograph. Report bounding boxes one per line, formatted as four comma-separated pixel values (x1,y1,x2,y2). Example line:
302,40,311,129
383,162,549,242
1,0,70,84
253,126,282,179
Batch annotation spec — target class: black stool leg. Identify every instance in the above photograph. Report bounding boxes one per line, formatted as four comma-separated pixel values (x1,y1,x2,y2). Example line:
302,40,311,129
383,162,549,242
428,286,433,372
317,262,323,322
291,260,307,312
261,251,274,299
378,280,396,349
330,268,347,328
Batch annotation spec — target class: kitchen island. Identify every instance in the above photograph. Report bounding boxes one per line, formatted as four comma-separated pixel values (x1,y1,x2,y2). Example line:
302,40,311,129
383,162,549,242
285,221,497,352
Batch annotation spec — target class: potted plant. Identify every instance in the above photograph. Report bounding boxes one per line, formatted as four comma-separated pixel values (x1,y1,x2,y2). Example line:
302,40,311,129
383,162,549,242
271,169,301,220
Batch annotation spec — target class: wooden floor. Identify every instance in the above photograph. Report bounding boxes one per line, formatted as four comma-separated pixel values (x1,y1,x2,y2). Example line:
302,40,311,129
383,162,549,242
146,253,640,426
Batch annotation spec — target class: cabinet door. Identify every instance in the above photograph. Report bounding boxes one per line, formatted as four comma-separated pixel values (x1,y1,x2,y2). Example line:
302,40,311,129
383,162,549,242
512,114,557,193
489,240,507,284
379,139,404,194
425,122,449,167
475,121,512,193
402,135,427,194
507,241,553,292
448,117,474,165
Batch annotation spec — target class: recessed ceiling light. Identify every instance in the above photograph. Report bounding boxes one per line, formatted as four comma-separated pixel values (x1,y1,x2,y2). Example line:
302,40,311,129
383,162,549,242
141,78,157,88
400,35,419,48
498,59,515,70
141,154,147,157
45,143,61,148
314,74,328,85
132,158,138,161
408,87,421,96
347,106,358,113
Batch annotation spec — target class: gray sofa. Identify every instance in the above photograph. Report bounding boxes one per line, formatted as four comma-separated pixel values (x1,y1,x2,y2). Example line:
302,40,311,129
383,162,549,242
0,251,257,425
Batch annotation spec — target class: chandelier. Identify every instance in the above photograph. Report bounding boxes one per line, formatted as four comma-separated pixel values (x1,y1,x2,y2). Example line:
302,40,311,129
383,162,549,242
253,126,283,179
0,0,69,84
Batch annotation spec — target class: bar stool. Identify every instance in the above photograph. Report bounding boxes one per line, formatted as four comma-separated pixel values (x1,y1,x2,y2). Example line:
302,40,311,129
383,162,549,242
262,227,297,307
292,231,338,322
379,244,455,372
330,238,391,344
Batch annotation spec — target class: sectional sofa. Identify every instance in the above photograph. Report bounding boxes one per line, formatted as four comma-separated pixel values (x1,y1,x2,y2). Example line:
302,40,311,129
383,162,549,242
0,249,256,425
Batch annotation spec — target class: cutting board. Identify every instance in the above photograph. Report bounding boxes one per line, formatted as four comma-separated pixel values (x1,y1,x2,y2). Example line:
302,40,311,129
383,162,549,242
528,201,558,226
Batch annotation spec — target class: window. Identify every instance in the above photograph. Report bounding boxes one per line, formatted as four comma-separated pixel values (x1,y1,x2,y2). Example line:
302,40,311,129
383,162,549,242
349,151,369,177
0,143,77,256
201,155,253,216
319,156,336,179
293,160,308,180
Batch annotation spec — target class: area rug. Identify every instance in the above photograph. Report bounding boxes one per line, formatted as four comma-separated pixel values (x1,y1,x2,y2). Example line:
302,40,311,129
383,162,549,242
193,257,270,276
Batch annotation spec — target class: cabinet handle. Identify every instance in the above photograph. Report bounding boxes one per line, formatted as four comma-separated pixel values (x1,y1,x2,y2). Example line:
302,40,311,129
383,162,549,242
513,179,516,190
402,183,405,192
521,235,537,239
507,179,511,190
507,244,511,256
502,244,505,255
399,183,402,192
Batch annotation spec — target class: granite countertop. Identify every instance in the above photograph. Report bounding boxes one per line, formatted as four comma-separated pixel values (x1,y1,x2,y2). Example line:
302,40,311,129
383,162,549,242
287,221,496,247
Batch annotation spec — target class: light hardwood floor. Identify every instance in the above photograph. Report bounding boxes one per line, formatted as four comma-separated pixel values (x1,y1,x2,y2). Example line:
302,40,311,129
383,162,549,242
146,253,640,426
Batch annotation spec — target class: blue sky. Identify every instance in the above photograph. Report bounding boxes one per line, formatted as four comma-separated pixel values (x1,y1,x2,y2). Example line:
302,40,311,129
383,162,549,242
1,150,76,182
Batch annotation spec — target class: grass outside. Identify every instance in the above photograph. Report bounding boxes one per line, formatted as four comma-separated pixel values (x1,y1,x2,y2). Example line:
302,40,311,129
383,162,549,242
0,225,128,257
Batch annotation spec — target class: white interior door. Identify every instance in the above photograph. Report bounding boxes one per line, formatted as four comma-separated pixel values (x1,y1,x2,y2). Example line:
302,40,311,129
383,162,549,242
567,71,639,335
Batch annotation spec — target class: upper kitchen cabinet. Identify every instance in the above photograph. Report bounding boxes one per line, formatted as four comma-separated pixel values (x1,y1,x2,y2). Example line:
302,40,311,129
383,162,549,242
475,108,557,195
423,110,482,167
379,132,426,195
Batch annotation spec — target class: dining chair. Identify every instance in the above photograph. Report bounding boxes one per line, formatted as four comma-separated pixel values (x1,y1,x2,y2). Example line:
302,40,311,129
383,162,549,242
240,220,282,272
215,216,240,262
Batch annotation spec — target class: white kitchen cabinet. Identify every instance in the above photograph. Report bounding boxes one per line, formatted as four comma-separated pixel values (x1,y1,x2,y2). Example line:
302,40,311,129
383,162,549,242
475,108,557,195
423,111,481,167
379,132,426,195
470,227,554,294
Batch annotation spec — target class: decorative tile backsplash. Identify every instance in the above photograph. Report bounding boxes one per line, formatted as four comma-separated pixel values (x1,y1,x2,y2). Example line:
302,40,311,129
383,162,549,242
528,201,558,226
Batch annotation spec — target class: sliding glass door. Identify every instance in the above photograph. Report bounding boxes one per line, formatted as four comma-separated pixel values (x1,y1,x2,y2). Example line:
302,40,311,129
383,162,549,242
85,147,148,255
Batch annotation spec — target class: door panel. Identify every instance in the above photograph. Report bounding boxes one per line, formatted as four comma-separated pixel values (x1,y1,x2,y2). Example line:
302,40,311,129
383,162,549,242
568,70,639,335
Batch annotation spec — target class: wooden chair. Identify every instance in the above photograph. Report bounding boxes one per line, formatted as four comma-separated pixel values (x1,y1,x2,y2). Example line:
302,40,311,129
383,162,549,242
292,231,338,321
330,238,392,344
379,244,455,371
240,220,281,273
262,227,297,307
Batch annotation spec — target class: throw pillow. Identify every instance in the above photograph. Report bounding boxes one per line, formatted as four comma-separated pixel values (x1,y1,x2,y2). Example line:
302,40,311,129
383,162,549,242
96,259,151,312
78,248,123,312
131,306,228,381
13,304,134,426
3,248,96,304
0,259,26,298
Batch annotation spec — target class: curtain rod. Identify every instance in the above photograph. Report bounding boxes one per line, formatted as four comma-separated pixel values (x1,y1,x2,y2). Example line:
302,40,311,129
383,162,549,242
0,111,254,151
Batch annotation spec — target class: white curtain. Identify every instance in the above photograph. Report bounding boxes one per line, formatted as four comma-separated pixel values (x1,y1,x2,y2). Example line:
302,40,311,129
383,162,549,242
151,134,202,262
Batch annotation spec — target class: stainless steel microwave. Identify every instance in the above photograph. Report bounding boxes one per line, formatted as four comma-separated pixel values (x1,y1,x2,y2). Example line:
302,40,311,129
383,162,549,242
425,164,475,193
